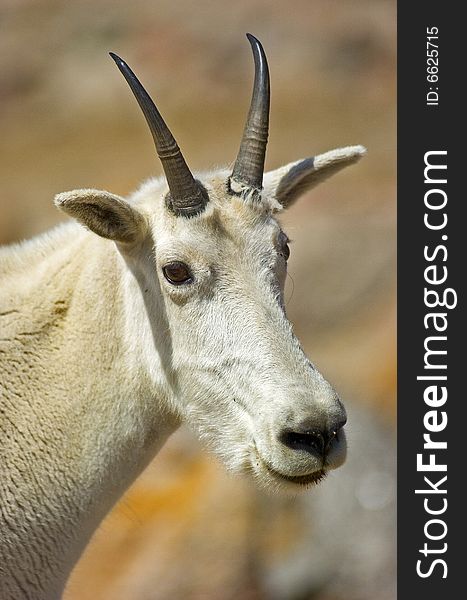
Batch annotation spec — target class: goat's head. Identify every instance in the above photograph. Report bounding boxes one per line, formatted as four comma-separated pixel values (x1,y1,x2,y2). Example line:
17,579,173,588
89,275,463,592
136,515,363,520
55,35,365,491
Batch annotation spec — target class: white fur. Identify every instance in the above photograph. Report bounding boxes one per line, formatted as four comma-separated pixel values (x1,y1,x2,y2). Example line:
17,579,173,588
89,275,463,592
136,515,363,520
0,147,364,599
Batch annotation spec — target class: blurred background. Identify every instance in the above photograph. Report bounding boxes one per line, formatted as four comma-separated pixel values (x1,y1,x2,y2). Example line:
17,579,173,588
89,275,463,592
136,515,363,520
0,0,396,598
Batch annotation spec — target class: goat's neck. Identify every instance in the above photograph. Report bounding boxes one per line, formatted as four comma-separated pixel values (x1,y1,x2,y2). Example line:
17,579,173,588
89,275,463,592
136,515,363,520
0,227,178,599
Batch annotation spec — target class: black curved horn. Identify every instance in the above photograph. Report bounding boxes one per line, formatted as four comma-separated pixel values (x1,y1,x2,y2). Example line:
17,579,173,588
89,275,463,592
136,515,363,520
230,34,270,193
110,52,208,217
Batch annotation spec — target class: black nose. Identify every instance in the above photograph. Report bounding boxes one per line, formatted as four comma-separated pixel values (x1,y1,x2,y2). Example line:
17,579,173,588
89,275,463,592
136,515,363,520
278,417,346,458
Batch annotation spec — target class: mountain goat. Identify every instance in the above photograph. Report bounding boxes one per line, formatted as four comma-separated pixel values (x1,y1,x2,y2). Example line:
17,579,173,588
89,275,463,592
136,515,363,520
0,34,365,599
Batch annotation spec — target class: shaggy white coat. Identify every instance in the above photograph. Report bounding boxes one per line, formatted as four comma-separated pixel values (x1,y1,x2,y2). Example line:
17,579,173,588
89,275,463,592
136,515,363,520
0,145,364,599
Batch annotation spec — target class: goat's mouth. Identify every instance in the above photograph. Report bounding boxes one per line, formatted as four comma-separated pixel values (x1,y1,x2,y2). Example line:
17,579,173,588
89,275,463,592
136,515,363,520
263,460,327,486
253,447,327,487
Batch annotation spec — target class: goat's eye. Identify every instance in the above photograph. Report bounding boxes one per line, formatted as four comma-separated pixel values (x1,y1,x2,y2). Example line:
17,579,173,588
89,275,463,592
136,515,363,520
278,232,290,261
162,262,193,285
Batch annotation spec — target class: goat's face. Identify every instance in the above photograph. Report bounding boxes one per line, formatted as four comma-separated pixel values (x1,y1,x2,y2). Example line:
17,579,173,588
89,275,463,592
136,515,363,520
146,170,349,490
55,35,365,491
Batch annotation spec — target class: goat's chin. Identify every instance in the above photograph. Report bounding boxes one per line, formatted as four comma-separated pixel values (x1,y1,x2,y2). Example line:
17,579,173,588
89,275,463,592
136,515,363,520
243,450,328,494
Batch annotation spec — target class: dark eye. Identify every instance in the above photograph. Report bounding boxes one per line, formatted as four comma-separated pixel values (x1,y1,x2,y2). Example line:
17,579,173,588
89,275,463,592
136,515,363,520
278,231,290,261
162,261,193,285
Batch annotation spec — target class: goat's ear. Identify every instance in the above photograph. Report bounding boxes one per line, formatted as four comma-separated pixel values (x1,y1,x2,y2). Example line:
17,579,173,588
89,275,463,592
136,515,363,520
55,189,147,244
263,145,366,209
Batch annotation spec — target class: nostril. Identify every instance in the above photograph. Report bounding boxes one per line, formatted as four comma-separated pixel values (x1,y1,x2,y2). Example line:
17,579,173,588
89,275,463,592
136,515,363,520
279,418,346,457
279,429,326,456
325,418,346,449
331,417,347,434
